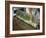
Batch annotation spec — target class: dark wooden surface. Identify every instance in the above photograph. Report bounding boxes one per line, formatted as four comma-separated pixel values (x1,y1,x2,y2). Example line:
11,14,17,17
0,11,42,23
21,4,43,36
13,16,36,30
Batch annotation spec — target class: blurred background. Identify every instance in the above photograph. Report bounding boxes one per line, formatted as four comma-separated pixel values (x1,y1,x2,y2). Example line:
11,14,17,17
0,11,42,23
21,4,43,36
13,7,40,30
